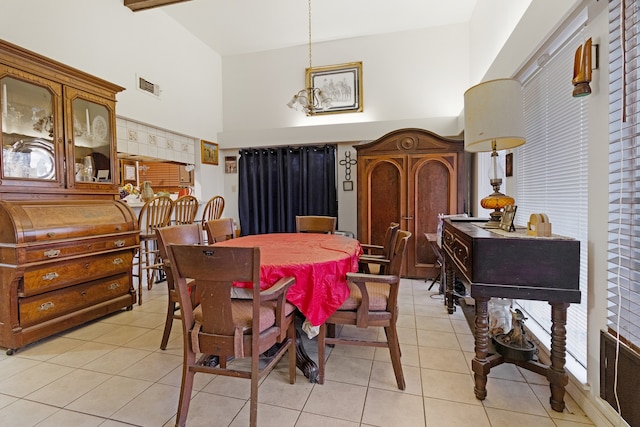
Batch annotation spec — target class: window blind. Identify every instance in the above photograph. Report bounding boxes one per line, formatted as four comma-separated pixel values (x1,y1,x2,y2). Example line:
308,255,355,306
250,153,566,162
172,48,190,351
515,24,589,366
608,0,640,352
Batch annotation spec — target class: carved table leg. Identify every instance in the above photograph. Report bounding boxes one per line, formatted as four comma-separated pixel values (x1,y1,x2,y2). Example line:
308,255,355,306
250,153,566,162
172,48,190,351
548,302,570,412
294,313,319,383
472,296,491,400
445,263,455,314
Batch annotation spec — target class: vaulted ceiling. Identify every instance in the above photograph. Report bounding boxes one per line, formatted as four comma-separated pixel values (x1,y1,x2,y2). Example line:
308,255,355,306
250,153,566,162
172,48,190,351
125,0,479,56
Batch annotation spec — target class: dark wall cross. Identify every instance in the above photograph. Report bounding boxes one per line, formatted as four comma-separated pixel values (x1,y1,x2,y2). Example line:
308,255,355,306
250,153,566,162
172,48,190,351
339,151,357,181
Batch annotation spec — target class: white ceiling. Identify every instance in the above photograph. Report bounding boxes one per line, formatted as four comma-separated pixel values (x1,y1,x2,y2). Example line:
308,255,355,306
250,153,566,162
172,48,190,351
160,0,479,56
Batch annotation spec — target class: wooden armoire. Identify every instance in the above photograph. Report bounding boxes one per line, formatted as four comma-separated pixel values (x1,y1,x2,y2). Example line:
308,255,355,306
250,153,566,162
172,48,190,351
355,128,469,278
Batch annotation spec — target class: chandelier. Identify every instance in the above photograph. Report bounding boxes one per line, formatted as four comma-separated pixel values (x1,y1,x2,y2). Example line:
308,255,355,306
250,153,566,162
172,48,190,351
287,0,331,115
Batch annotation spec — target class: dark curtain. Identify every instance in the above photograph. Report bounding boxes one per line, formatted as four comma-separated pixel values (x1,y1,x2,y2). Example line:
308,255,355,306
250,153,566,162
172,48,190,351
238,145,337,235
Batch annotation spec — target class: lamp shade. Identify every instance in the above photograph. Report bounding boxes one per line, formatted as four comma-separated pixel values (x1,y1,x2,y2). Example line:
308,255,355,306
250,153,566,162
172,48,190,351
463,78,526,153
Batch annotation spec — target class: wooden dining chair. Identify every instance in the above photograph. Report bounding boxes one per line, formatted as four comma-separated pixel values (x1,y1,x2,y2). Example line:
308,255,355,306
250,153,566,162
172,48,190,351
317,229,412,390
204,217,235,243
358,222,400,274
134,195,174,304
172,195,198,225
201,195,225,223
295,215,337,234
166,244,297,427
155,224,203,350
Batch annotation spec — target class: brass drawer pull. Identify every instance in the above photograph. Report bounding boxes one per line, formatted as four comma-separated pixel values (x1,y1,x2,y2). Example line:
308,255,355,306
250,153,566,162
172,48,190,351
42,272,59,281
112,257,124,265
38,301,55,311
46,232,56,238
108,283,120,290
44,249,61,258
114,240,125,247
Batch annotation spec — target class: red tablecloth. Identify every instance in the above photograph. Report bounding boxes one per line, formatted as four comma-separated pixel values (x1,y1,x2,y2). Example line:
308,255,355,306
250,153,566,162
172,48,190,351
213,233,362,326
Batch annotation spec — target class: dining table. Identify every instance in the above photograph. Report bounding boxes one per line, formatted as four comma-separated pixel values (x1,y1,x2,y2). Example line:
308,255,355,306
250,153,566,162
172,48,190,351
213,232,363,381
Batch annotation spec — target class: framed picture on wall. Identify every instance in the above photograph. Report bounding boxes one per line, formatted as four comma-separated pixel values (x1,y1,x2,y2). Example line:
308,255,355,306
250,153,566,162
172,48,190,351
225,156,237,174
201,140,219,165
120,159,137,185
306,61,363,115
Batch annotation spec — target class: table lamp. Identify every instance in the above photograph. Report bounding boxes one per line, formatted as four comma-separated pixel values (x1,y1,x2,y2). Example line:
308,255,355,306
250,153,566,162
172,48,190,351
464,78,525,227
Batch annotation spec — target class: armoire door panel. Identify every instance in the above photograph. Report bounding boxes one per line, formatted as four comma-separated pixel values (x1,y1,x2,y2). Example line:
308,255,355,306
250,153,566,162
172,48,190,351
410,155,457,275
363,158,404,247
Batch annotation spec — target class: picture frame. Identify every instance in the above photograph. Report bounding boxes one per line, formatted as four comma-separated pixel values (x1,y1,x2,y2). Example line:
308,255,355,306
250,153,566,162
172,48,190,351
306,61,363,115
500,204,518,232
224,156,237,174
120,159,137,185
505,152,513,177
342,181,354,191
201,140,219,165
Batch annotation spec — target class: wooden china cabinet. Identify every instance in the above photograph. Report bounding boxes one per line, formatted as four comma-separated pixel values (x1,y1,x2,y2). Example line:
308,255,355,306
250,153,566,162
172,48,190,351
0,40,138,354
355,128,469,278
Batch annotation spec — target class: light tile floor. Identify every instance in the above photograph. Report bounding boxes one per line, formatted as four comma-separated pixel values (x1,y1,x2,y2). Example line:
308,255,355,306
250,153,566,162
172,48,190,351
0,278,595,426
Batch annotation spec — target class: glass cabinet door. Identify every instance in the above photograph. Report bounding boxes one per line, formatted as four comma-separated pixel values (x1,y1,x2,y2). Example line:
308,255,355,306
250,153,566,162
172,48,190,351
1,71,63,186
66,88,115,187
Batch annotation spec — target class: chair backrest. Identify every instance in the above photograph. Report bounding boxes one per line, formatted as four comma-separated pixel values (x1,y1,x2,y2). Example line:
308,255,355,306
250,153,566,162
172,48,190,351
138,195,174,234
388,230,412,276
201,195,225,223
382,222,400,259
205,218,235,243
156,224,204,290
167,244,261,337
295,215,337,234
173,195,199,225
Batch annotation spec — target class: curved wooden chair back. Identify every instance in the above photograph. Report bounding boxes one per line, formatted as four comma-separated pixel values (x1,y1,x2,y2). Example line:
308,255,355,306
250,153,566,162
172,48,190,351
139,195,174,236
173,195,198,225
318,230,412,391
155,223,203,350
359,222,400,275
135,195,174,303
204,218,235,243
166,244,297,427
295,215,337,234
201,195,225,223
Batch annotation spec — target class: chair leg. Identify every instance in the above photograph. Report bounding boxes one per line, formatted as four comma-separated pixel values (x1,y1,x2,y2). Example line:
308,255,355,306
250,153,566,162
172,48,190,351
385,325,406,390
288,321,296,384
250,357,259,427
161,295,176,350
175,354,196,427
317,323,326,384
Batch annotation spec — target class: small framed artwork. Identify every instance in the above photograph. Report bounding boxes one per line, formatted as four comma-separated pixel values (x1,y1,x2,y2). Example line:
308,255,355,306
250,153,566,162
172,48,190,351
342,181,354,191
225,156,237,174
201,140,219,165
500,204,517,232
505,152,513,177
120,159,137,185
306,61,363,115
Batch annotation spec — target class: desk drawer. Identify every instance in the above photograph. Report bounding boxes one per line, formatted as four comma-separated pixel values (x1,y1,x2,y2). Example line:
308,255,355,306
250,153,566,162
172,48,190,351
442,225,473,283
19,273,130,327
21,234,138,264
21,251,134,297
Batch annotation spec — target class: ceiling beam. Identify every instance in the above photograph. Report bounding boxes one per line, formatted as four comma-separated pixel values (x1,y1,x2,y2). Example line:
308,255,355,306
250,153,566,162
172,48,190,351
124,0,191,12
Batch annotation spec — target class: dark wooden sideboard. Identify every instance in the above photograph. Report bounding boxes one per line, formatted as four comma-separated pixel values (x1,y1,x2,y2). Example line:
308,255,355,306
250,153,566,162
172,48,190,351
441,219,581,412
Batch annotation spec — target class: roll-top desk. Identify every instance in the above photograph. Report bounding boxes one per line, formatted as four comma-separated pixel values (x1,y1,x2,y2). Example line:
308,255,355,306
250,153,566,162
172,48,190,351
0,200,138,353
441,219,580,412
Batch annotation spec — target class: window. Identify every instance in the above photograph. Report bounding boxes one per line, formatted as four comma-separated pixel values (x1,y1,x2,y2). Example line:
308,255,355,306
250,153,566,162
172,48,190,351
607,0,640,352
515,20,589,367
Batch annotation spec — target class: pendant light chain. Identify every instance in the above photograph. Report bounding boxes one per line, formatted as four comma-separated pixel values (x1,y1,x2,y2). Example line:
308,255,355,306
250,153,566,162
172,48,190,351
307,0,313,70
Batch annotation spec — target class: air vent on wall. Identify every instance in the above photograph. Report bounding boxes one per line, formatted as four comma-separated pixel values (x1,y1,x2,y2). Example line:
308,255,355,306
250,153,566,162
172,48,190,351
137,76,161,97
